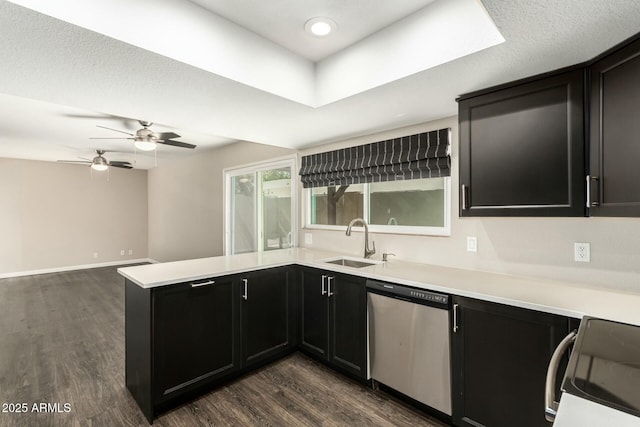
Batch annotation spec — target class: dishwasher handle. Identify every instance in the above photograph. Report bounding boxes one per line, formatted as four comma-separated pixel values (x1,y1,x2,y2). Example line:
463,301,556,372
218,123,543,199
544,330,577,422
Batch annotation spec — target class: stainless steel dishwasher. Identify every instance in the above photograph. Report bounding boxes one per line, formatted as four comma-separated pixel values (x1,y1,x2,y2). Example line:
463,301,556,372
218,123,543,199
367,279,452,416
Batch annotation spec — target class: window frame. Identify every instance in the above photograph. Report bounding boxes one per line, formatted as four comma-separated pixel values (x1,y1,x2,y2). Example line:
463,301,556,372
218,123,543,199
303,177,451,236
223,155,298,255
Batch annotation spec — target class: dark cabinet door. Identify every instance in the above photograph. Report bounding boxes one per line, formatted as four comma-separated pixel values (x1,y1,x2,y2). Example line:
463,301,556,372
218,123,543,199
458,69,586,217
300,268,367,379
328,273,367,379
300,267,329,358
590,37,640,216
241,267,292,368
153,277,241,402
451,296,572,427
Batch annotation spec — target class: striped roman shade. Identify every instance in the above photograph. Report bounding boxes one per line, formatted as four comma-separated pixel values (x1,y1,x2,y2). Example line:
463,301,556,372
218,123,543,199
299,128,451,188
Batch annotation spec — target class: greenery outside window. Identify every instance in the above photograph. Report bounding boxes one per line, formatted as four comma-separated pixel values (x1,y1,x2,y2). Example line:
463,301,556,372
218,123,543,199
306,177,451,236
224,157,297,255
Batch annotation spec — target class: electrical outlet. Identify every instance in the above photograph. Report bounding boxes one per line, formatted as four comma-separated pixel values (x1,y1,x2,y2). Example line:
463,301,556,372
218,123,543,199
93,252,98,259
128,249,133,255
466,236,477,252
574,242,590,262
304,233,313,245
120,250,125,256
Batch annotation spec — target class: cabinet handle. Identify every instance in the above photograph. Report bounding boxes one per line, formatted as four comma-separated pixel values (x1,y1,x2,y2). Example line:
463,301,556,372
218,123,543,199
321,275,327,296
327,276,334,297
191,279,215,288
545,331,577,422
461,185,468,210
586,175,600,207
242,278,248,300
453,303,459,333
585,175,590,208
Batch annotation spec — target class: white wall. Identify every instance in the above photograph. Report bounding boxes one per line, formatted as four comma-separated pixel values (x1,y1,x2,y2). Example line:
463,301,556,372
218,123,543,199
147,141,294,262
134,116,640,291
298,116,640,291
0,158,148,275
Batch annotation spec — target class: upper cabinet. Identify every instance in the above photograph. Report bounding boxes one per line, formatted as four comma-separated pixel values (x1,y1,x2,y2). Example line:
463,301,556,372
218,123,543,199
589,37,640,216
458,68,587,217
458,32,640,218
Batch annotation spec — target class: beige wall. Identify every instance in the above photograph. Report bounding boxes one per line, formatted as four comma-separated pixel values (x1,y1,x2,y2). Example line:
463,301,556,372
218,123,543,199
147,141,294,262
0,158,148,276
298,116,640,291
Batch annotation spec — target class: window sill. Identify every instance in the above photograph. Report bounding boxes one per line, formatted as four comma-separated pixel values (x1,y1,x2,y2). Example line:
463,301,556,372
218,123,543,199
302,224,451,237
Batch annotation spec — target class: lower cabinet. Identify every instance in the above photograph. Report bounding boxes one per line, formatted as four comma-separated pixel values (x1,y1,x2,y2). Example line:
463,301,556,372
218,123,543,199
240,267,297,368
153,276,241,404
451,296,578,427
125,266,296,423
127,265,580,426
300,267,367,379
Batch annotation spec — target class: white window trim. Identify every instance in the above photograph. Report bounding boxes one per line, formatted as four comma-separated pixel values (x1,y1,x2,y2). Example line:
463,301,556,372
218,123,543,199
303,177,451,237
223,155,298,255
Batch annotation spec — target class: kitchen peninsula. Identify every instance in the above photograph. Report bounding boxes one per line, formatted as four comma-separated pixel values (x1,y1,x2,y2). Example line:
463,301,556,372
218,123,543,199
119,248,640,423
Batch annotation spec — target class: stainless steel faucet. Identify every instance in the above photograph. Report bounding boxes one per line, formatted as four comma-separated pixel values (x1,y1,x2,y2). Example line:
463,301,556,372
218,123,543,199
345,218,376,259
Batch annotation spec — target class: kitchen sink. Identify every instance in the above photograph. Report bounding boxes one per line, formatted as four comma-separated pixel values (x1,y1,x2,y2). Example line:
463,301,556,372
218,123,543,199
322,257,382,268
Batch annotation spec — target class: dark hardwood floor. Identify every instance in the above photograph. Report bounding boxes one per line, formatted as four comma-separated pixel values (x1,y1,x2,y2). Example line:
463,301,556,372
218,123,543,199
0,266,448,427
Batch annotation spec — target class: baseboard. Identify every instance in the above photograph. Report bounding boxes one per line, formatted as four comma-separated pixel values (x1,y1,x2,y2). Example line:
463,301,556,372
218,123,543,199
0,258,157,279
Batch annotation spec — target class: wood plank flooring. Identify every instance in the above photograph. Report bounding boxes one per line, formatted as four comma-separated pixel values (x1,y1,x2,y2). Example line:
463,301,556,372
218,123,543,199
0,266,449,427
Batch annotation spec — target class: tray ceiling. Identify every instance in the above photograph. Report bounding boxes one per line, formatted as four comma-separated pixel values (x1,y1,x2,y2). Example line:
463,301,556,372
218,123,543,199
1,0,640,168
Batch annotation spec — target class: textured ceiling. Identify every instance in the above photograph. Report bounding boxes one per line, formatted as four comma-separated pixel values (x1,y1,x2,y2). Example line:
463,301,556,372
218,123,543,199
1,0,640,169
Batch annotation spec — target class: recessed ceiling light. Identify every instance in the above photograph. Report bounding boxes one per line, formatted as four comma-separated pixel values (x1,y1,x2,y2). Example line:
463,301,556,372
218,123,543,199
305,17,337,37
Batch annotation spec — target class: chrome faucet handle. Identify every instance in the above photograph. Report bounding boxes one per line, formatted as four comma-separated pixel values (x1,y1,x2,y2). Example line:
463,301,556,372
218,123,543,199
382,252,395,262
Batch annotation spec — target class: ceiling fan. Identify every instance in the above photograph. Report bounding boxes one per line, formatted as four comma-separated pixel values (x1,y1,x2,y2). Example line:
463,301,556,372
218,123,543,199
91,120,196,151
58,149,133,171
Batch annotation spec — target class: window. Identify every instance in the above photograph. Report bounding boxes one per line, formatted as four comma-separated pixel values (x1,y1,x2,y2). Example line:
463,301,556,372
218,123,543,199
306,177,451,236
300,128,452,236
225,157,296,255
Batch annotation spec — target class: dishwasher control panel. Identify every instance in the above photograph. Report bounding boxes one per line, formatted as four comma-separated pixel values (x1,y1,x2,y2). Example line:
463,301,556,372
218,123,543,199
408,290,448,304
366,279,449,308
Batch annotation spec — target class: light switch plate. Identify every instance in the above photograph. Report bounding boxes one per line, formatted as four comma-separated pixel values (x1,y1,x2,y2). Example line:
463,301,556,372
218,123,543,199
467,236,477,252
304,233,313,245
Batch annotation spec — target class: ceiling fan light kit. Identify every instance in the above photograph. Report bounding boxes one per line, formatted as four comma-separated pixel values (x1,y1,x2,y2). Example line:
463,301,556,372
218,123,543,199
91,162,109,172
134,140,157,151
91,152,109,171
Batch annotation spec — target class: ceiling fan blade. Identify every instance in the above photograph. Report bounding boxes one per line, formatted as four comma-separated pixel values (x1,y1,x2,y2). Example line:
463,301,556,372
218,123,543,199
63,113,116,119
154,132,181,140
96,125,135,136
58,160,91,165
89,137,135,140
158,139,197,149
109,163,134,169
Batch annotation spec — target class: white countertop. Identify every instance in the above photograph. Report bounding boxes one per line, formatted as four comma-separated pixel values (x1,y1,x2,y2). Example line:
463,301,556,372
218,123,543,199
117,248,640,326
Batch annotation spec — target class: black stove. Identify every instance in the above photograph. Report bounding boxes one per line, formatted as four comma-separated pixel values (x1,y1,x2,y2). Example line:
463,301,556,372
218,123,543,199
562,317,640,417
